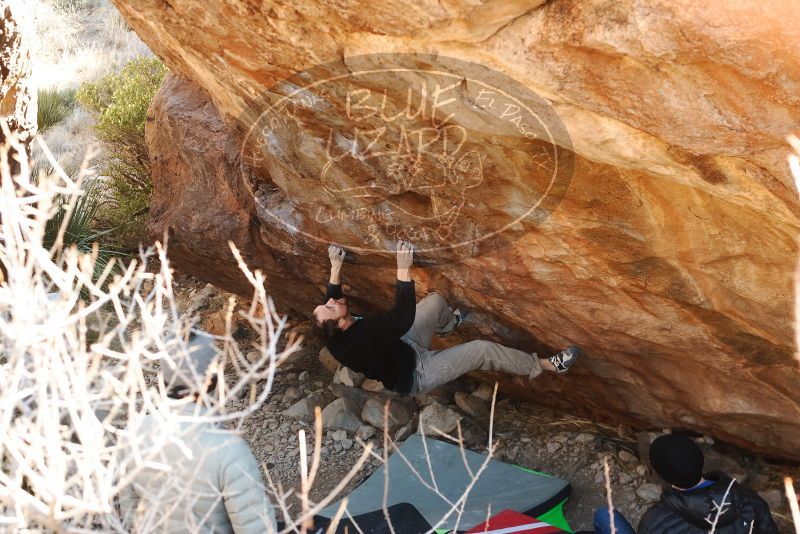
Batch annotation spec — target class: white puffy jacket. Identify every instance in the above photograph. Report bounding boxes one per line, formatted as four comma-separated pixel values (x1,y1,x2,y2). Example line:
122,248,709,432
119,403,276,533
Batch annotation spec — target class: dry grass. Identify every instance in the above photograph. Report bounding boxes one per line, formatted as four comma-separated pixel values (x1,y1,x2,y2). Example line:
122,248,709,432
30,0,152,177
31,0,150,91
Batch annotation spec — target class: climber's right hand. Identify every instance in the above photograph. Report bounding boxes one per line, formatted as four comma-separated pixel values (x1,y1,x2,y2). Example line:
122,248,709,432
328,244,347,268
395,240,414,270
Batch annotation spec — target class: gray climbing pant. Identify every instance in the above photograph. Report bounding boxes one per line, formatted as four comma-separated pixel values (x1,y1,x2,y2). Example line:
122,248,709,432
402,293,543,395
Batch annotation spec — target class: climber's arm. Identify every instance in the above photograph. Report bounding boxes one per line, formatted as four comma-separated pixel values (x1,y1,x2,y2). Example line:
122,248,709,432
324,244,347,300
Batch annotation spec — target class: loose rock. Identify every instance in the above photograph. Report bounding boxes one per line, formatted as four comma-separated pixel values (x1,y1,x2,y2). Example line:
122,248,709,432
619,489,637,505
361,379,386,393
318,347,339,374
415,383,459,407
281,391,332,422
187,283,216,311
705,448,748,483
333,366,366,388
320,398,362,432
355,425,376,441
419,403,461,436
454,391,490,420
471,382,495,403
283,387,302,404
757,489,783,510
460,417,489,448
361,397,414,434
636,483,662,502
394,417,418,442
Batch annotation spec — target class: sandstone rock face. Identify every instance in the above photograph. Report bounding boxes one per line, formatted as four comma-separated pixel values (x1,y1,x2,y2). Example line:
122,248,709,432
126,0,800,458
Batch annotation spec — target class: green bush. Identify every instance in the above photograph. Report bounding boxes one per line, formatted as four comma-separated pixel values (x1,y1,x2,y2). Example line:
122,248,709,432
37,87,76,133
76,57,167,246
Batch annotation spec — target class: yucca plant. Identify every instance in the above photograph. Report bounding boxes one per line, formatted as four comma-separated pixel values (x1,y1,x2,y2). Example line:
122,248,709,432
37,87,76,133
42,179,122,281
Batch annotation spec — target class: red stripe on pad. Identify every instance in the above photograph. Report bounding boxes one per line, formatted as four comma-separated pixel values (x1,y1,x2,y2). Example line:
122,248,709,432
465,509,565,534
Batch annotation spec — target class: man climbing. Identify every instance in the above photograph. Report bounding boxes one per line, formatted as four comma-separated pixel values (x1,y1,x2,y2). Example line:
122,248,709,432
313,242,580,395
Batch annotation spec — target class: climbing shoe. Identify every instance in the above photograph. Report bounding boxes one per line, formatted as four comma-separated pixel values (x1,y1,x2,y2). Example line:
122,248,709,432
549,346,581,374
437,307,471,338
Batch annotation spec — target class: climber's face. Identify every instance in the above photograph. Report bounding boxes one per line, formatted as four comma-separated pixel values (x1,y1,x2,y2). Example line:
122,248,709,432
313,297,348,325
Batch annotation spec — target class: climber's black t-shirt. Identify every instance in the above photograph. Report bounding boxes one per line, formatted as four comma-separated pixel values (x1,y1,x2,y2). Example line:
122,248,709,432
323,280,416,394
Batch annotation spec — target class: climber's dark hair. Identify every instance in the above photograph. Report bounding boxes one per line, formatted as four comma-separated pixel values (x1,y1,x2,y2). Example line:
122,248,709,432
317,318,342,339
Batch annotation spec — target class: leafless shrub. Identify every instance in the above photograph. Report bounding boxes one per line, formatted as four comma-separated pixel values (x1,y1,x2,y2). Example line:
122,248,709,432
0,132,296,530
785,135,800,534
785,477,800,534
602,456,617,534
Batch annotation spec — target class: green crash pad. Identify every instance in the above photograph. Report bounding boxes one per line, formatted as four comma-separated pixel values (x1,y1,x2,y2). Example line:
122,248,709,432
319,434,572,532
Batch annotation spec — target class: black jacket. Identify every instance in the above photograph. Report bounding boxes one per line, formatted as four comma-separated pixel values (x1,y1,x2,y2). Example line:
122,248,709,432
638,472,779,534
323,281,417,394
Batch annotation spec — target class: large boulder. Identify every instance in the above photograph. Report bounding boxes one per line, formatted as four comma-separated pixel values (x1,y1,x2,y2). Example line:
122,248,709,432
125,0,800,458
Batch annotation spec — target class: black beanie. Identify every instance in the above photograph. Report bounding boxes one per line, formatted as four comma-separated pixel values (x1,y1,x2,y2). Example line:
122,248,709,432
649,434,704,488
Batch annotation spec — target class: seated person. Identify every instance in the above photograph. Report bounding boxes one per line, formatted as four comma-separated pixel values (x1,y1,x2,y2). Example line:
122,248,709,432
119,330,277,533
593,433,779,534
